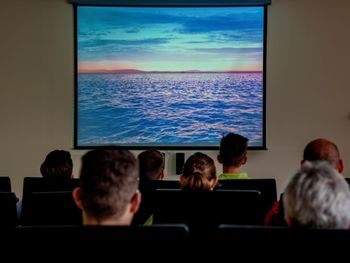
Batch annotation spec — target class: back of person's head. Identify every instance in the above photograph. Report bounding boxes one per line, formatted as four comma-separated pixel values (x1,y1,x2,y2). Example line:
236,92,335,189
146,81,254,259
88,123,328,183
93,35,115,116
218,133,248,167
284,161,350,229
40,150,73,179
180,152,217,191
73,149,140,225
302,138,343,173
138,149,164,182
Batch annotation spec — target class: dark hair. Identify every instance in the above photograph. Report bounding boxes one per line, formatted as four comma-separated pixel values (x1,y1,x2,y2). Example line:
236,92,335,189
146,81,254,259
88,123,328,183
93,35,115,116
303,138,341,168
79,149,139,221
40,150,73,179
219,133,248,167
138,149,164,181
181,152,216,191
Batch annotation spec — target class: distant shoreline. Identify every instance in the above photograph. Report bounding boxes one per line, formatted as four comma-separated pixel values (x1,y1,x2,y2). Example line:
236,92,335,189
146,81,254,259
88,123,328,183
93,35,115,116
78,70,263,74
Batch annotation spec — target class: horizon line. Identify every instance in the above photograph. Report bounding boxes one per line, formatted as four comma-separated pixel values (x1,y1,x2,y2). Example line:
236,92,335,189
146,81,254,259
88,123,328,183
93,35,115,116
78,69,263,74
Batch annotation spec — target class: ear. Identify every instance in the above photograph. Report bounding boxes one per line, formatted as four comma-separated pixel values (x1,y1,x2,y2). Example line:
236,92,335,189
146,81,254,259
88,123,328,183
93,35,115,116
130,191,141,214
160,169,165,180
179,175,185,185
300,160,305,167
210,177,219,191
337,159,344,174
72,187,84,210
286,216,292,227
241,156,247,165
217,155,223,164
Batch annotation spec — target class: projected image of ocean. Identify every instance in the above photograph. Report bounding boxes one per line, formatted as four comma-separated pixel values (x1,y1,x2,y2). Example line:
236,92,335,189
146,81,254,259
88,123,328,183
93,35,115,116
78,73,263,146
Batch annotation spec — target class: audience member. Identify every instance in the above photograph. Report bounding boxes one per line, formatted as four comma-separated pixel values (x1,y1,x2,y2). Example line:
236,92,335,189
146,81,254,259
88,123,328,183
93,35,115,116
17,149,74,221
73,149,140,225
301,138,344,173
132,149,165,225
40,150,73,179
217,133,249,179
138,149,165,182
143,152,217,225
284,161,350,228
264,138,345,226
180,152,217,191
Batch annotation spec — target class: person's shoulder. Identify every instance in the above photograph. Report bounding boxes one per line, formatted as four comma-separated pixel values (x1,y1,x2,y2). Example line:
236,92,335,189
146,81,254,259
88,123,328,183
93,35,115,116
219,173,249,179
144,214,153,225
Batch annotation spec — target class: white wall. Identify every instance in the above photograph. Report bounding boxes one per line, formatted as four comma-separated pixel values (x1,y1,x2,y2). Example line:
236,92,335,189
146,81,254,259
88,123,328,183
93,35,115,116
1,0,350,198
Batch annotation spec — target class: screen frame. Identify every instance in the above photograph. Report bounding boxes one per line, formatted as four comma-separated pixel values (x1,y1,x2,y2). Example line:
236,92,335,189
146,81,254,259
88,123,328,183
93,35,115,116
73,4,267,150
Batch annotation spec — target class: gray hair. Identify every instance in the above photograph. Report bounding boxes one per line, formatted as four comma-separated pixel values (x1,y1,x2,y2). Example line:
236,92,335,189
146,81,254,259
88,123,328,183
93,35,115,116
284,161,350,229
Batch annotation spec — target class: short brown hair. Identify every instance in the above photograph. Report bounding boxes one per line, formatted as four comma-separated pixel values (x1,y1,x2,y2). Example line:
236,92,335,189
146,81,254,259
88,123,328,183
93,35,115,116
138,149,164,181
219,133,248,167
79,149,139,221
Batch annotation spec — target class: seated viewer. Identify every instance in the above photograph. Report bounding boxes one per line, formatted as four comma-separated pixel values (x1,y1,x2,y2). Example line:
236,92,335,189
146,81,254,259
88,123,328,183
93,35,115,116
73,149,141,225
217,133,249,179
284,161,350,228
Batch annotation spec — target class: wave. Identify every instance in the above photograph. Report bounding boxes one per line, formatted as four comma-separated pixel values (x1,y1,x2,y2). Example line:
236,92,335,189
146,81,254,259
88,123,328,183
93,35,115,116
78,73,263,146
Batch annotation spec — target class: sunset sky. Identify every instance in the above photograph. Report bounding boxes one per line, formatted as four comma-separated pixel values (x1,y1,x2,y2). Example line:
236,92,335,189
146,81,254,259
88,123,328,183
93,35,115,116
78,6,264,73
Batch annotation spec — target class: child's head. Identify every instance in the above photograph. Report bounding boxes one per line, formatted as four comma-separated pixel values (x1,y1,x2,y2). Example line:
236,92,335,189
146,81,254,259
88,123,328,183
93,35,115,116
218,133,248,168
138,149,165,182
180,152,217,191
40,150,73,179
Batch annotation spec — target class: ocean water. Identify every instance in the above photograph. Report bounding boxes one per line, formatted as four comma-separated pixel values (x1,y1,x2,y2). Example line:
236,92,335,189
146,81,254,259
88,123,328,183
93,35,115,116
77,73,264,146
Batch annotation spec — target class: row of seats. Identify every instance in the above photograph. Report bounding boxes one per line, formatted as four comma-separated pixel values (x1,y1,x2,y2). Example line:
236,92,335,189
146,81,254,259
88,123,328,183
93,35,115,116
0,177,277,229
0,177,278,229
17,189,265,231
134,178,277,225
0,176,81,227
0,224,349,260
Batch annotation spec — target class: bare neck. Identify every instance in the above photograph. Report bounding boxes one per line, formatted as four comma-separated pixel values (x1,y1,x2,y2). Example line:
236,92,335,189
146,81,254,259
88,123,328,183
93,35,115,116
83,213,132,226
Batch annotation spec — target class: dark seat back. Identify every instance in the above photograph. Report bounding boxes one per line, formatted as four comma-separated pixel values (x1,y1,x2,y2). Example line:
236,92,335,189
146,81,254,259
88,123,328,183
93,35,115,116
13,224,189,259
21,177,80,225
22,177,79,196
153,189,262,236
217,225,350,260
132,180,180,225
20,191,82,225
217,179,277,216
0,192,17,227
0,177,11,192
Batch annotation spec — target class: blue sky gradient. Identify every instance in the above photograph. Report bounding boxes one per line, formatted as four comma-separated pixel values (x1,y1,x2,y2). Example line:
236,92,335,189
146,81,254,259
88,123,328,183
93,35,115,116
78,6,264,72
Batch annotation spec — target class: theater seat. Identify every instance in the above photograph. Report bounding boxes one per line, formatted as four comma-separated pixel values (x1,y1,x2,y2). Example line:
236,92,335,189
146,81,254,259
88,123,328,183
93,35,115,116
153,189,263,238
217,225,350,260
0,177,12,192
13,224,189,259
0,192,17,227
20,191,82,225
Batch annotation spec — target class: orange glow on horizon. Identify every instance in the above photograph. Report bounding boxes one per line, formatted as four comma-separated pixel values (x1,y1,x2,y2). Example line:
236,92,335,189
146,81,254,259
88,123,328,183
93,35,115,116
79,65,262,73
78,62,136,73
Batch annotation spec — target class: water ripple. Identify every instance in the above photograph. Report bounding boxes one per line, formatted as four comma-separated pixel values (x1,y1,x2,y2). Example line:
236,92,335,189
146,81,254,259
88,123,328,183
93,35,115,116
78,73,263,147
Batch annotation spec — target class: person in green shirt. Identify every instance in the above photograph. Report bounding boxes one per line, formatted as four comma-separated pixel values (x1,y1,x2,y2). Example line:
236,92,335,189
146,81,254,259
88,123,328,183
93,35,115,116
217,133,249,179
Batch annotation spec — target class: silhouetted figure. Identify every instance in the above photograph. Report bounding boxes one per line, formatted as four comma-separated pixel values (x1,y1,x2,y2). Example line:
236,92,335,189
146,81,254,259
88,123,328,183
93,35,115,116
217,133,249,179
284,161,350,228
264,138,345,226
73,149,140,225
